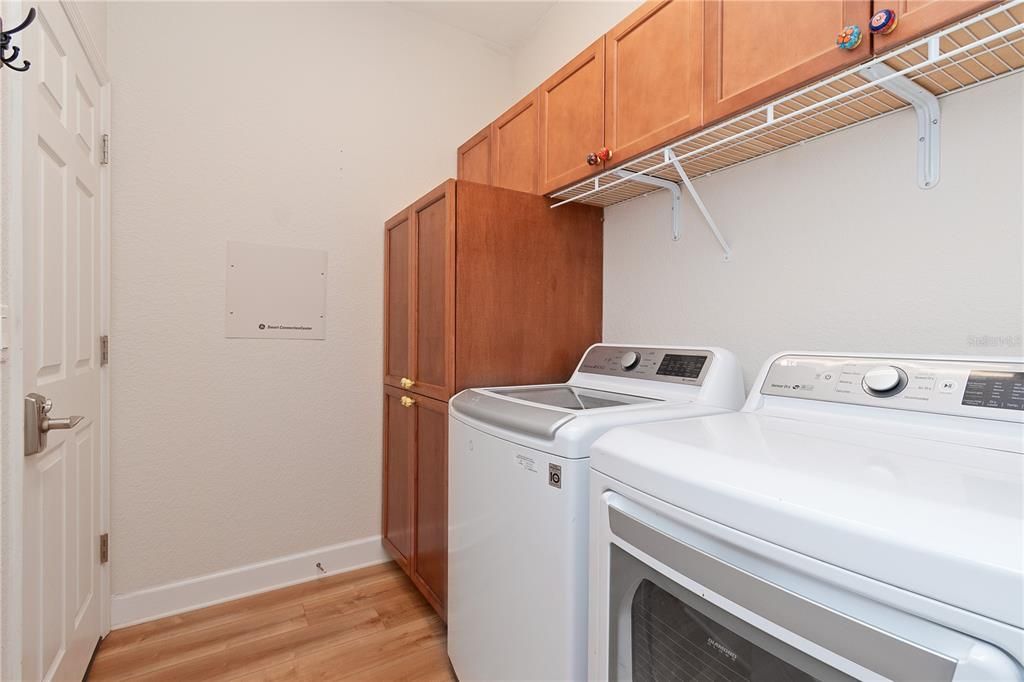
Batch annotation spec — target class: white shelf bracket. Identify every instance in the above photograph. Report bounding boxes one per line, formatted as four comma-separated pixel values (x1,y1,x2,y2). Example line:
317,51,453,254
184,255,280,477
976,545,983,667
668,151,732,261
860,62,941,189
612,155,733,261
612,170,683,241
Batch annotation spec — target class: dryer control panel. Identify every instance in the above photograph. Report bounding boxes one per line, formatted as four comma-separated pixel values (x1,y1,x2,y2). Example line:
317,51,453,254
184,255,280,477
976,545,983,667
761,355,1024,420
578,345,713,386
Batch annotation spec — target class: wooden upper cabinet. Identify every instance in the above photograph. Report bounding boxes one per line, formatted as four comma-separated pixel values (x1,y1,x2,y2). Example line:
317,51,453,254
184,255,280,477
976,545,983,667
872,0,1000,53
410,394,448,620
606,0,704,164
410,181,456,401
539,38,607,194
382,385,414,571
704,0,872,124
384,211,411,389
491,90,541,194
457,127,491,184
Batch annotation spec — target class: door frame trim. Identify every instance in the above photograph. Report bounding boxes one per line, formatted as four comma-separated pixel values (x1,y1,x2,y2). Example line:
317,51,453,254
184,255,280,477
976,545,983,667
0,1,111,677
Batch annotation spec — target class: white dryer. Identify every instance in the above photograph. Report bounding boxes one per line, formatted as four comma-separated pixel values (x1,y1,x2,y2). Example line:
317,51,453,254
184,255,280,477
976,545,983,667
589,352,1024,681
447,344,745,682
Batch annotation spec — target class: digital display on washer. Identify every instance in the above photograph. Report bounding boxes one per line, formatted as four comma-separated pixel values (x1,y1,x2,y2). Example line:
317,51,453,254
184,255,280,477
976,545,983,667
962,371,1024,411
656,354,707,380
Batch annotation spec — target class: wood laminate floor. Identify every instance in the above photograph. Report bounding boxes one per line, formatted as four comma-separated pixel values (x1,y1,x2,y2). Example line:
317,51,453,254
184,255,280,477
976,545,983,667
88,562,456,681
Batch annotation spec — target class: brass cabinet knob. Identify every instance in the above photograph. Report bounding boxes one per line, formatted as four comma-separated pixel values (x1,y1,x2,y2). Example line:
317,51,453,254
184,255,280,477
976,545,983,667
400,377,415,389
400,396,416,408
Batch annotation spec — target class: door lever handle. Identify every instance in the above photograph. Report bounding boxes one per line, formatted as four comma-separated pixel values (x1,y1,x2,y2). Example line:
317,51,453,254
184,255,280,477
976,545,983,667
25,392,85,456
42,415,84,432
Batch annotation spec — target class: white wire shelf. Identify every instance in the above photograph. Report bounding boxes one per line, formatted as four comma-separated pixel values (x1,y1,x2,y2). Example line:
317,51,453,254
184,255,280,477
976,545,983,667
550,0,1024,209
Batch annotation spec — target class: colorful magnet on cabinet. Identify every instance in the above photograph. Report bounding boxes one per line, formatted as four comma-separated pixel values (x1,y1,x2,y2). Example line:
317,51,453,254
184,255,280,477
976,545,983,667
870,9,898,34
836,24,863,50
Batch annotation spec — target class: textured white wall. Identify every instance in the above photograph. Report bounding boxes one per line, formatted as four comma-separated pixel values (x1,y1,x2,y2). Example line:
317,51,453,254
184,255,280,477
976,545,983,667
107,1,512,595
603,75,1024,386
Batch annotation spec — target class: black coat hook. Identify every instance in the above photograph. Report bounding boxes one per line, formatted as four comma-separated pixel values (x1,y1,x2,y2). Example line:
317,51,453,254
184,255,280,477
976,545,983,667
1,7,36,72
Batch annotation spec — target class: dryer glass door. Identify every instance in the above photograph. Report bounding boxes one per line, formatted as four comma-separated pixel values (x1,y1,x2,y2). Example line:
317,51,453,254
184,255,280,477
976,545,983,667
604,500,972,682
611,546,854,682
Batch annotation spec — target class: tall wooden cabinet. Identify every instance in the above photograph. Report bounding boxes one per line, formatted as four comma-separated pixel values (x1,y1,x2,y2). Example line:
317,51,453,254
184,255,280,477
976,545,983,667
382,179,603,619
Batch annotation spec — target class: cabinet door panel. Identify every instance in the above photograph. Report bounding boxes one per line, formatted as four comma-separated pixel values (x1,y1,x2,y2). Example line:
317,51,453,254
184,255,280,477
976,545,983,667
411,395,448,619
492,91,540,194
540,38,606,194
872,0,999,53
705,0,871,124
606,0,703,163
384,212,411,389
411,181,455,400
382,386,414,569
457,127,491,184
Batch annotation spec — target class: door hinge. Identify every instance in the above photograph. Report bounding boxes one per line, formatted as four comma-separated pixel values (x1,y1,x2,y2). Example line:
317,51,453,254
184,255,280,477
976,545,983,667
99,533,109,564
100,335,109,366
101,134,110,165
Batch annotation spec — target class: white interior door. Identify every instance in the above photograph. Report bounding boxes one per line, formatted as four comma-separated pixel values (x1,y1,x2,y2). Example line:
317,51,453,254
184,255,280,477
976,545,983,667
19,2,107,680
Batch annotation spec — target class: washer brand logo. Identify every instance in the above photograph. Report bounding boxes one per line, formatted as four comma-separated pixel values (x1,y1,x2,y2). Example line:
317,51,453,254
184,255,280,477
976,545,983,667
548,463,562,489
706,637,738,662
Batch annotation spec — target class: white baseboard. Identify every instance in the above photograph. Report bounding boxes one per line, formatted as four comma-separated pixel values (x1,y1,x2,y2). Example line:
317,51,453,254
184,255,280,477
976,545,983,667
110,535,389,629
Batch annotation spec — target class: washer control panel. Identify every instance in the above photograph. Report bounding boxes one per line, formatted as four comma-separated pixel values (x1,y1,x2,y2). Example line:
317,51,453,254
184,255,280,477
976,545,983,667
578,345,713,385
762,355,1024,420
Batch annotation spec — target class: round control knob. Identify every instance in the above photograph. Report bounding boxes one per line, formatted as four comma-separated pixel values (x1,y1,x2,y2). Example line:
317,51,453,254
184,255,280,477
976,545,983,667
863,365,904,395
620,351,641,371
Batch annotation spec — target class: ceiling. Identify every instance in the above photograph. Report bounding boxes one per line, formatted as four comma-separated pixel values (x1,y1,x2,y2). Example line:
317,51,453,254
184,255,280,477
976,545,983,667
391,1,558,52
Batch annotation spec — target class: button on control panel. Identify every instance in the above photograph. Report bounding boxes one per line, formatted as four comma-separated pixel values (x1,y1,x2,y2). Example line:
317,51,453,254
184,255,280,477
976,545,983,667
579,345,713,385
762,355,1024,420
862,365,908,397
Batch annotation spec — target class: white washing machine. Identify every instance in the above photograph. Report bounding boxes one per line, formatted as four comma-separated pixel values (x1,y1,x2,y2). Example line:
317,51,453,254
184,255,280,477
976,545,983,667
447,344,745,681
589,352,1024,681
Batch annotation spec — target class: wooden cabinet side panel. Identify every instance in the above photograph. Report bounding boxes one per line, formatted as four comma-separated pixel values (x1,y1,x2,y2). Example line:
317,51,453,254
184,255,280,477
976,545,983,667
704,0,872,124
457,127,492,185
410,395,448,620
491,90,541,194
455,182,603,391
384,211,412,389
539,38,607,194
872,0,999,53
606,0,704,164
382,386,414,570
410,181,456,401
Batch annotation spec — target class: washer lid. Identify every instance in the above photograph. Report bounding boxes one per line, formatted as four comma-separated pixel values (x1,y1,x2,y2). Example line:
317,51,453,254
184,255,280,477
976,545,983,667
450,389,576,440
591,412,1024,628
489,385,660,410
